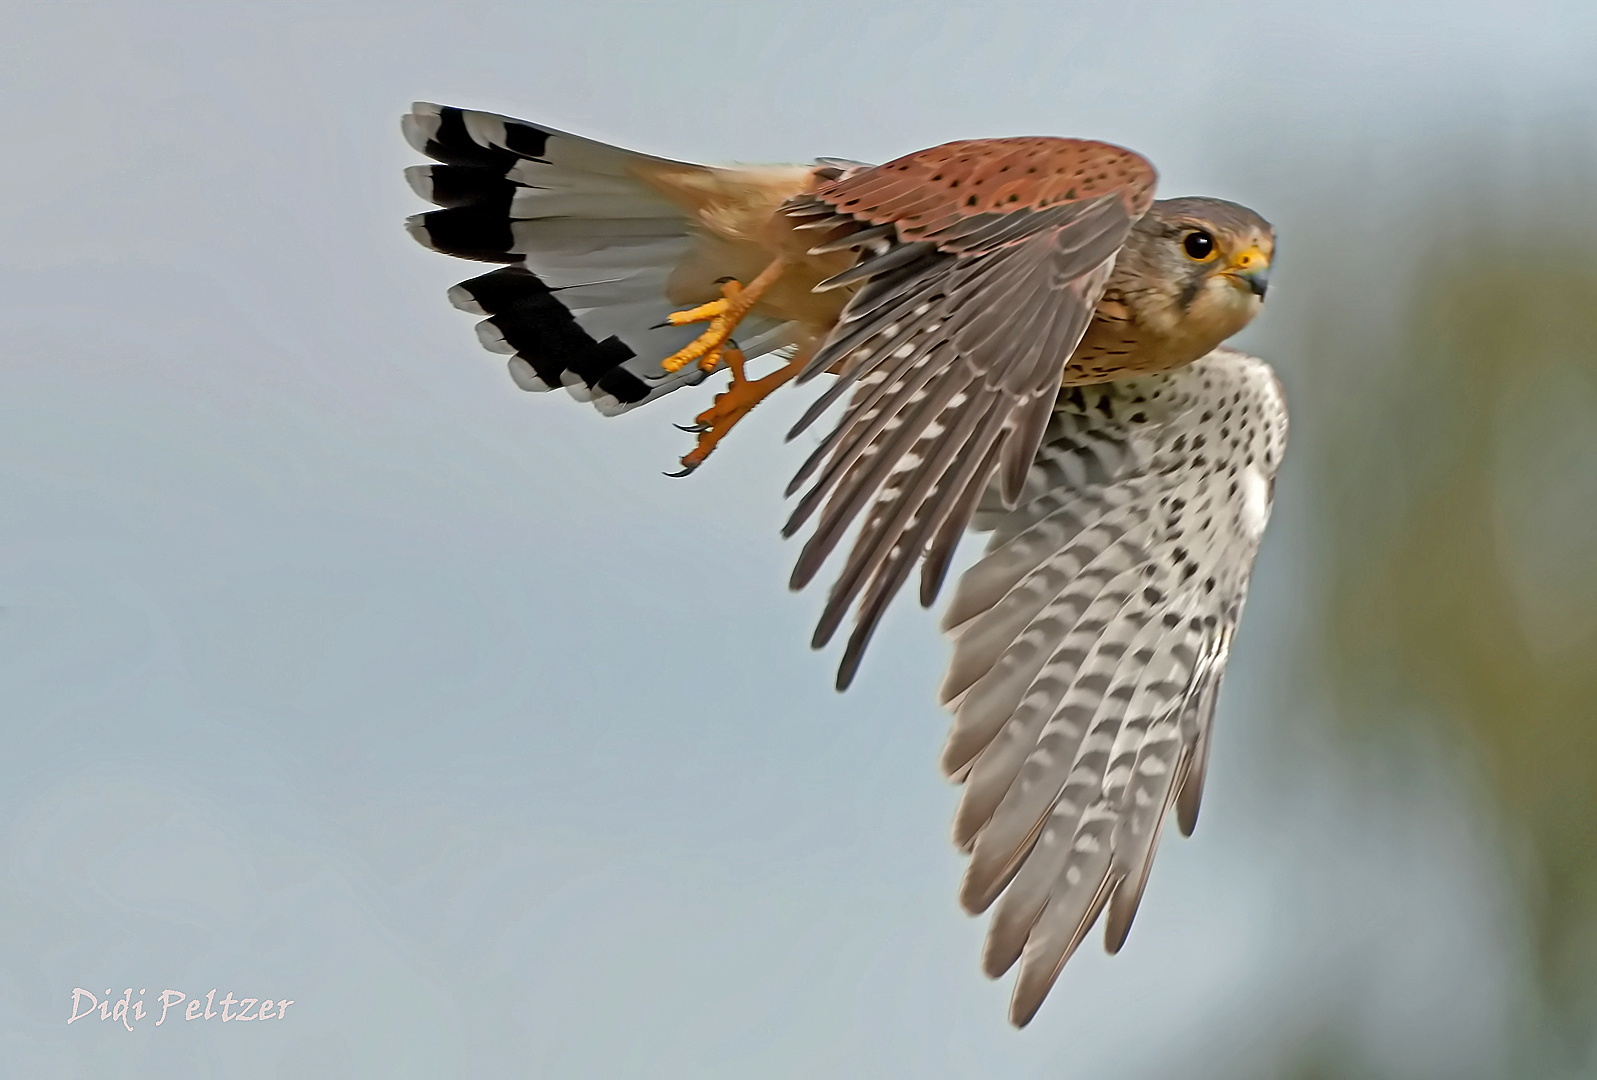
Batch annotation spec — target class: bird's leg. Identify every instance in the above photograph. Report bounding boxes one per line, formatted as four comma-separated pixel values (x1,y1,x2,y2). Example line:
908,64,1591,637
658,258,788,374
666,341,814,476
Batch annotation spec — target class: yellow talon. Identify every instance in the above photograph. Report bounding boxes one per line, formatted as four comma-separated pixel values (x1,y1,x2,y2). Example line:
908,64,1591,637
665,294,735,326
659,324,729,373
657,261,786,376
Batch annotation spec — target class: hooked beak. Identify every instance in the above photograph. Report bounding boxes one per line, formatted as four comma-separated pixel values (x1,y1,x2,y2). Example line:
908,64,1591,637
1224,244,1271,298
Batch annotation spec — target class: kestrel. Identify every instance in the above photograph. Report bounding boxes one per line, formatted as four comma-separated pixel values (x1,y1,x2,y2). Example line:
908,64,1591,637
402,103,1287,1027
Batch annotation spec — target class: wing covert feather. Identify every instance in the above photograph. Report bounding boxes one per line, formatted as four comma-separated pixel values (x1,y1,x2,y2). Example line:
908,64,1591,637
781,137,1159,689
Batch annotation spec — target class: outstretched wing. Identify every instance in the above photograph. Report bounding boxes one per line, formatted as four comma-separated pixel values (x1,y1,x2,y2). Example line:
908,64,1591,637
936,349,1287,1027
778,137,1159,688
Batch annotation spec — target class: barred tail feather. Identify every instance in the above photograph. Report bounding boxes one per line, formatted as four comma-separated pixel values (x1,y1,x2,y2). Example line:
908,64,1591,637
403,102,793,414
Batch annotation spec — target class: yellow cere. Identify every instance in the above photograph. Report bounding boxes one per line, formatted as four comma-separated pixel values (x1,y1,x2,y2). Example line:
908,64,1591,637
1229,244,1270,271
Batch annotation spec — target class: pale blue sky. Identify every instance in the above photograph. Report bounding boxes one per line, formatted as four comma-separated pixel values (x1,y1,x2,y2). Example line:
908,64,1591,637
4,2,1595,1077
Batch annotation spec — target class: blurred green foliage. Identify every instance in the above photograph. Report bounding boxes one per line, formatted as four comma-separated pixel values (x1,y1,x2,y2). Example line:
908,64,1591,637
1313,212,1597,1039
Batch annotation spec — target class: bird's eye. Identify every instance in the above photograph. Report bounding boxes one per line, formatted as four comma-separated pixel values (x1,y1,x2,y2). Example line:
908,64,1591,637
1182,230,1217,260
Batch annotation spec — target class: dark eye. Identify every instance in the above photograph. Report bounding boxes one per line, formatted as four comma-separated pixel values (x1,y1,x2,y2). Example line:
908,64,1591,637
1182,230,1216,260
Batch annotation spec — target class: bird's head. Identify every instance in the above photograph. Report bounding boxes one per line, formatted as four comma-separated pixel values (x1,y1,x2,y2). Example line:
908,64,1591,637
1119,196,1274,357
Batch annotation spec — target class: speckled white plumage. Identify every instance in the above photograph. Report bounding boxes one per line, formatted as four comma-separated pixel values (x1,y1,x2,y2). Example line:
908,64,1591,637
938,348,1287,1025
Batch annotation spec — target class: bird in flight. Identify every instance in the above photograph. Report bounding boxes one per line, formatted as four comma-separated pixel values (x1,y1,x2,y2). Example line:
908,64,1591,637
402,103,1286,1027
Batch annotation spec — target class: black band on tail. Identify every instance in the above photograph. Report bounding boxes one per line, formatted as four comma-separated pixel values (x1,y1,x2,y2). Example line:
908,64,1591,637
453,267,651,405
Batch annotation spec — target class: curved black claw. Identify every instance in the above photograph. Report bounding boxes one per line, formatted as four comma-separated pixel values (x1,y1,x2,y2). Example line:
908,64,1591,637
663,462,700,478
674,422,709,433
